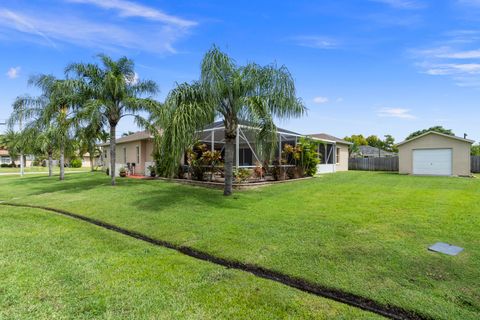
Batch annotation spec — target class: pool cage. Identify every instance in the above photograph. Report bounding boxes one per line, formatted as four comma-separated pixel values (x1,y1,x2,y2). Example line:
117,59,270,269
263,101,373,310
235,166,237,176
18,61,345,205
195,121,338,173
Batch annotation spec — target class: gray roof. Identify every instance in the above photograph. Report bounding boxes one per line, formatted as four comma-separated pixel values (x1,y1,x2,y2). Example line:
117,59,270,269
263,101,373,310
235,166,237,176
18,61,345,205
397,131,474,146
309,133,352,145
202,120,303,136
355,145,397,157
102,130,153,146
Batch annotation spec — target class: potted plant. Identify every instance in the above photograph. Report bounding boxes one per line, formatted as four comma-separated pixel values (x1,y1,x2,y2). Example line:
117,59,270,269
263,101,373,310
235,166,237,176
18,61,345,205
119,167,127,177
147,165,156,177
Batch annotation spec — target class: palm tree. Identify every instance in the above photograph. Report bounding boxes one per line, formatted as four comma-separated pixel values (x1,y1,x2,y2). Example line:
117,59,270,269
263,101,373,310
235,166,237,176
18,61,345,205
0,129,21,166
21,123,58,176
9,75,79,180
158,46,305,195
66,54,158,185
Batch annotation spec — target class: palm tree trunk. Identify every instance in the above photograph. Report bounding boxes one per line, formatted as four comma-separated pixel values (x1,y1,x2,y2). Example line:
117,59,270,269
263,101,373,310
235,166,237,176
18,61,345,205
59,144,65,181
223,124,237,196
110,125,116,186
48,151,53,177
90,156,94,172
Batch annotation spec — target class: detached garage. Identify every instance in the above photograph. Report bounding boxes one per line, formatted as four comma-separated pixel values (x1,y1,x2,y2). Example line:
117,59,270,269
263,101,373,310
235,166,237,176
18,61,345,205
397,131,474,176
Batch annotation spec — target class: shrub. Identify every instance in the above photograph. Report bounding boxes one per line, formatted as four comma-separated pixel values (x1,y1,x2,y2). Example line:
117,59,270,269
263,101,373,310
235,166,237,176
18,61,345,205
0,164,9,168
119,167,127,177
70,158,82,168
234,168,252,182
282,138,320,177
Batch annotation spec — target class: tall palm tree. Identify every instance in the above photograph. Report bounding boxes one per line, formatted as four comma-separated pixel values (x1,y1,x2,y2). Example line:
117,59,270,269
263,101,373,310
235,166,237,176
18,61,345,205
9,75,79,180
158,46,305,195
66,54,158,185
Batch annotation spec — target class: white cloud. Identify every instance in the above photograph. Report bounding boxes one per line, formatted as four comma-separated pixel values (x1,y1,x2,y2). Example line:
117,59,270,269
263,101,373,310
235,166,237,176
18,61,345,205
436,49,480,59
411,32,480,87
67,0,196,28
370,0,425,9
6,66,20,79
378,108,416,119
0,4,197,54
291,36,338,49
313,96,329,104
424,63,480,75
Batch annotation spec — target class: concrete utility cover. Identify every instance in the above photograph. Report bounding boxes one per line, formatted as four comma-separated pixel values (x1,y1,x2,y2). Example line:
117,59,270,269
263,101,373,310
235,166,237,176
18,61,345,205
428,242,464,256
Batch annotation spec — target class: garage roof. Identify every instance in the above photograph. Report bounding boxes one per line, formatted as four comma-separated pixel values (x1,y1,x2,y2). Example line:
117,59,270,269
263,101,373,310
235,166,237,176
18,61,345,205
397,131,474,147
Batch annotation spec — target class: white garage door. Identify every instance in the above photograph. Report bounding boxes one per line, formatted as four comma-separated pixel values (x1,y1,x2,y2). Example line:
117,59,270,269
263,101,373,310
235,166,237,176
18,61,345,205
413,149,452,176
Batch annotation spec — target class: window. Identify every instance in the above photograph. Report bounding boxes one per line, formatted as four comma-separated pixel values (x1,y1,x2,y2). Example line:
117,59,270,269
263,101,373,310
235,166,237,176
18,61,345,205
336,147,340,164
1,157,11,164
123,147,127,163
136,146,140,164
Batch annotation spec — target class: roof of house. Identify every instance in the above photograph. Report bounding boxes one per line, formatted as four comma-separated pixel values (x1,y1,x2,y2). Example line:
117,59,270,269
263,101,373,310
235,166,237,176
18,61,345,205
202,120,303,136
101,130,154,146
0,149,9,156
396,131,475,146
309,133,352,145
355,145,397,157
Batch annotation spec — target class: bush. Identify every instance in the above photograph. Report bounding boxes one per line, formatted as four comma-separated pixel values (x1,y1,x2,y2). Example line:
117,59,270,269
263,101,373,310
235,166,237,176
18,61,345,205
0,164,9,168
70,158,82,168
234,168,252,182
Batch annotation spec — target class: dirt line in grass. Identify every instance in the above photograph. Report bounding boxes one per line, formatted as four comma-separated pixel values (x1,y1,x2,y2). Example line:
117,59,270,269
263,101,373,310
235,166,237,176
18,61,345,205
1,202,431,320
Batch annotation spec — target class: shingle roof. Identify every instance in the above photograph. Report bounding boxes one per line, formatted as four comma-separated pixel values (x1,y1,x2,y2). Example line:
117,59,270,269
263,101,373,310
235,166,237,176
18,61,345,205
356,145,396,157
202,120,303,136
396,131,475,146
101,130,153,146
309,133,352,145
0,149,9,156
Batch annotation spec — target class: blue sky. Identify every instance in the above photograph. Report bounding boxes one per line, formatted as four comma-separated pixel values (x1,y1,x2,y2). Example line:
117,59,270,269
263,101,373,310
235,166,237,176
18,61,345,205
1,0,480,143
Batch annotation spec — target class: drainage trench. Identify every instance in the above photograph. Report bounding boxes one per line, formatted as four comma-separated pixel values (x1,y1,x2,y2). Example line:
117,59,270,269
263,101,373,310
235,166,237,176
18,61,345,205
1,202,431,320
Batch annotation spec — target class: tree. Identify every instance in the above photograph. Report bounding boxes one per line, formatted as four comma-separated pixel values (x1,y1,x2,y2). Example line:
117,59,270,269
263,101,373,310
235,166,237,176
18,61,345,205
156,45,305,195
383,134,398,153
10,75,79,180
76,107,107,172
66,54,158,185
406,126,454,141
471,144,480,156
0,129,21,166
344,134,368,146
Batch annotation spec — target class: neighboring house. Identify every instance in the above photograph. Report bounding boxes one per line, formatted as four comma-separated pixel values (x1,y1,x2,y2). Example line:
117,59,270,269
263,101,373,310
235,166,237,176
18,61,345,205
397,131,474,176
0,148,35,167
102,124,351,176
308,133,351,173
101,131,155,176
0,148,11,165
80,153,101,168
353,145,397,158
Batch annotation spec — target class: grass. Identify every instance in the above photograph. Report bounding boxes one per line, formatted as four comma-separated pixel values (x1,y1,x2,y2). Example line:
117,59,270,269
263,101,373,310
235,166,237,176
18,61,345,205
1,171,479,319
0,206,374,319
0,166,88,173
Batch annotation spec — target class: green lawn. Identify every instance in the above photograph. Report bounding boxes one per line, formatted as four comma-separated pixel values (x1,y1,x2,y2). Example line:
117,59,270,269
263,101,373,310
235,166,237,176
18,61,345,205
1,172,479,319
0,206,373,319
0,166,88,173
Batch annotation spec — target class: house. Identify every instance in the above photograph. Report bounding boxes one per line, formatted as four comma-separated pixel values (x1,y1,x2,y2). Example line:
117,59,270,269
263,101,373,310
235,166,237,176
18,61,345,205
102,123,351,176
308,133,351,172
198,122,350,173
397,131,474,176
0,148,11,165
101,131,155,176
353,145,397,158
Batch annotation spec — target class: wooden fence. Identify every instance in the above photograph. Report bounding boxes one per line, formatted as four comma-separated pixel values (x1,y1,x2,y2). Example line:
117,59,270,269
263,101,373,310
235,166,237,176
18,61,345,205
472,156,480,173
349,157,399,171
349,155,480,173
